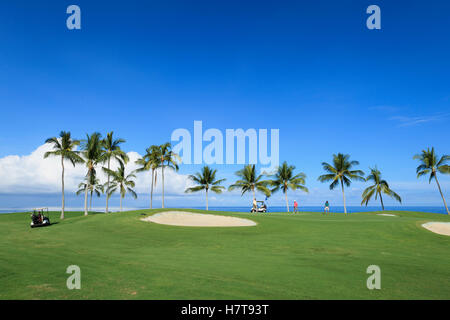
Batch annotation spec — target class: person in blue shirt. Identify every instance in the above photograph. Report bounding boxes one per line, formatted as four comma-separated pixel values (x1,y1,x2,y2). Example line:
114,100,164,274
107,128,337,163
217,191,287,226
324,201,330,215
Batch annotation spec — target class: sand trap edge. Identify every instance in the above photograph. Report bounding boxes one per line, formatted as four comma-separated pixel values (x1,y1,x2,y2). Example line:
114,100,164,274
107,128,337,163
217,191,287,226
422,222,450,236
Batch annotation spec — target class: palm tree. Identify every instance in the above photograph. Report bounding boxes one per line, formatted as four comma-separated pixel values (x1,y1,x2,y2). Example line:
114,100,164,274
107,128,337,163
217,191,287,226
76,173,104,211
185,166,226,210
318,153,365,215
269,161,308,212
414,147,450,214
80,132,104,216
104,161,137,212
135,145,161,209
44,131,84,219
228,164,271,207
157,143,180,208
101,132,129,214
361,167,401,210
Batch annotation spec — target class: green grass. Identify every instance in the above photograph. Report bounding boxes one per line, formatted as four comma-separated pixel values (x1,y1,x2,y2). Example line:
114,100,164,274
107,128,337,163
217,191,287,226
0,208,449,299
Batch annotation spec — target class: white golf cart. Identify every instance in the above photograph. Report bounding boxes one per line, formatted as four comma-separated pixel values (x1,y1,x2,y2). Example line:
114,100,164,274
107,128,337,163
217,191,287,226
251,201,267,213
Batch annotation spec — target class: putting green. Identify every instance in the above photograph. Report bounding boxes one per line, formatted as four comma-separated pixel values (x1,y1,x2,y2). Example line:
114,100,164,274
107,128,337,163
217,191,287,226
0,209,449,299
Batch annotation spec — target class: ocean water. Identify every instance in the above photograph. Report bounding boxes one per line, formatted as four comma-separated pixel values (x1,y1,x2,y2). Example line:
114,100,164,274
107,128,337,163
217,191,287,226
186,206,448,214
0,206,447,214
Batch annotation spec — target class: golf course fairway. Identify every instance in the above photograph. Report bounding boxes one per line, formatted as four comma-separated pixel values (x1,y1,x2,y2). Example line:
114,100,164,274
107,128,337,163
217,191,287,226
0,209,449,300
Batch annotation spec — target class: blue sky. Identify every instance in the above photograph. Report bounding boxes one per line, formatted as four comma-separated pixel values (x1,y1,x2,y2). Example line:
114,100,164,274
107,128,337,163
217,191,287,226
0,1,449,209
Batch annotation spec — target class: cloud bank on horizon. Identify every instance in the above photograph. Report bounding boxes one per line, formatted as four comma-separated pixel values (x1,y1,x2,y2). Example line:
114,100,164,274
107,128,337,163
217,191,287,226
0,143,192,195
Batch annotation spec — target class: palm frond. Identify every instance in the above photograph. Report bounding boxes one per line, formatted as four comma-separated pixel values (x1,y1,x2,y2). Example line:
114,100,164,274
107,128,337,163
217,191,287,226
210,185,225,194
185,186,206,193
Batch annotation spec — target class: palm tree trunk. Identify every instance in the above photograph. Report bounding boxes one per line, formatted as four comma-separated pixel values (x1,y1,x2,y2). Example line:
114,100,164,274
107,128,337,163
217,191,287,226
341,179,347,215
150,169,154,209
84,170,90,216
285,192,289,212
106,158,110,213
90,191,93,211
252,187,256,208
206,189,209,211
435,175,450,214
162,165,165,208
61,156,65,220
84,186,89,215
379,192,385,211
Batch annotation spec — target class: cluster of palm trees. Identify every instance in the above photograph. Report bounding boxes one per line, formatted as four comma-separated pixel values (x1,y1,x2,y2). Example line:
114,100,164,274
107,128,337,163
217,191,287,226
44,131,450,218
227,162,308,213
44,131,181,219
186,150,449,215
135,142,180,209
45,131,135,218
184,162,306,213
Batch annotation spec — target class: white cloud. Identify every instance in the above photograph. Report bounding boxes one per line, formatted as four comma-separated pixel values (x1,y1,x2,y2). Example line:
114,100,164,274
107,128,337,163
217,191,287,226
0,143,191,195
389,113,449,127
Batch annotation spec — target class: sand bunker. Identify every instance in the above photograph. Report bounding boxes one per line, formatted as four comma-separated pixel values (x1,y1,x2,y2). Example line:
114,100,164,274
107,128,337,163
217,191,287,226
140,211,257,227
422,222,450,236
377,214,397,217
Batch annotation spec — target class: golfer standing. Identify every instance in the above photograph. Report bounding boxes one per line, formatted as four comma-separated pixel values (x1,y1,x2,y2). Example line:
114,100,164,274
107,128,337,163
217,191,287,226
324,201,330,214
293,200,298,213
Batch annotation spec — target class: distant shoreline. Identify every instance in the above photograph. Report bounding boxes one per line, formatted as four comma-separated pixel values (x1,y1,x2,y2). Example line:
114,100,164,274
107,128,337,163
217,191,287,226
1,206,448,214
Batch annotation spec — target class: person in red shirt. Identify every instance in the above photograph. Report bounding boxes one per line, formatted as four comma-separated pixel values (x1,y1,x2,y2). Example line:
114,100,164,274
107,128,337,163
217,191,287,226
293,200,298,213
